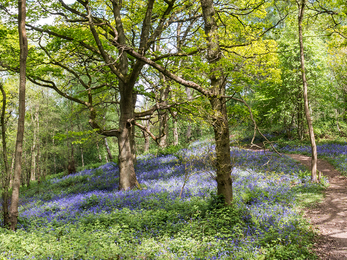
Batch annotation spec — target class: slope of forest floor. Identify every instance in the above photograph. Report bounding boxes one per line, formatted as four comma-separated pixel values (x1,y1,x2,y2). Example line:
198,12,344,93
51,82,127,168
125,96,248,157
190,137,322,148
0,144,324,259
287,154,347,260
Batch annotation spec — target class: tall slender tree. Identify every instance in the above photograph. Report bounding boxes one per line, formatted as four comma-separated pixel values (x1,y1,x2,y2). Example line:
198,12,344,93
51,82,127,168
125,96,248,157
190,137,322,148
9,0,28,230
297,0,318,182
0,82,11,228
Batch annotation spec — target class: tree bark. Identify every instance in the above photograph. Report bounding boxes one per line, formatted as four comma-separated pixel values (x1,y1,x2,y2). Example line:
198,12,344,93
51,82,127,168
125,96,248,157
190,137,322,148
67,111,76,174
96,141,102,163
0,83,11,228
200,0,232,204
36,110,41,183
143,120,151,152
158,87,169,148
21,150,27,188
297,92,304,140
10,0,28,230
52,132,56,174
298,0,318,182
173,113,179,146
185,87,192,142
30,105,39,181
25,150,31,188
67,141,76,174
80,146,85,167
118,81,137,190
130,93,137,164
104,137,113,161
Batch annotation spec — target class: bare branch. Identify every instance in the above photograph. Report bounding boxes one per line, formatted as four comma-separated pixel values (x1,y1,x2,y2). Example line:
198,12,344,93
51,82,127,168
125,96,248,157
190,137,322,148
230,96,281,156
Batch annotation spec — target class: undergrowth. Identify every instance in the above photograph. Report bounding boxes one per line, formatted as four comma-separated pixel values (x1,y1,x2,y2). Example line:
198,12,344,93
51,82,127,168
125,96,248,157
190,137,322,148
0,146,323,259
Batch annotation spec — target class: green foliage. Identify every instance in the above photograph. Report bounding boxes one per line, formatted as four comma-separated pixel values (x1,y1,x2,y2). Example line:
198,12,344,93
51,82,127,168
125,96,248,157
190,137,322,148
206,192,226,211
158,144,185,156
76,162,107,173
241,187,269,205
154,143,189,157
79,194,100,210
58,175,89,189
258,226,316,260
293,182,326,208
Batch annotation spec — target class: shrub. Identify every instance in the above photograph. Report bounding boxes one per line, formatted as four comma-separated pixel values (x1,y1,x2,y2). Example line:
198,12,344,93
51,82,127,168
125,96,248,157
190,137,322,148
79,194,100,210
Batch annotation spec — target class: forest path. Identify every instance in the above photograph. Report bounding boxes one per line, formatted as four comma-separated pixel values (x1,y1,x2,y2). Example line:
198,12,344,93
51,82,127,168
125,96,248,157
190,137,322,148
287,154,347,260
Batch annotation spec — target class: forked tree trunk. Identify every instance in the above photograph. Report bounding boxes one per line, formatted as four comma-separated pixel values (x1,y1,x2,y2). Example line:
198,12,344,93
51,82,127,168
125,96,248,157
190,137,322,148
0,83,11,228
298,0,318,182
10,0,28,230
200,0,232,204
85,0,157,190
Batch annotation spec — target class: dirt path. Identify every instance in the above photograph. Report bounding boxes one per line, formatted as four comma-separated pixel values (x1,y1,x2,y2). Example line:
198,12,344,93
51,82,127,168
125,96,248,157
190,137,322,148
287,154,347,259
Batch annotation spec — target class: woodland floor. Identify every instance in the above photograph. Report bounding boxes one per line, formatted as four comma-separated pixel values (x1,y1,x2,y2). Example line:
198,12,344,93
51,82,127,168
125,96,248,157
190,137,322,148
286,154,347,260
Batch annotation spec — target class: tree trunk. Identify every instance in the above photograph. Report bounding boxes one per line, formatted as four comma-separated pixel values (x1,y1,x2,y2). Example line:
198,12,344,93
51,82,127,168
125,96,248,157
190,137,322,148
143,121,151,152
343,88,347,122
67,141,76,174
297,93,304,140
53,132,56,174
10,152,15,181
210,97,233,204
298,0,318,182
10,0,28,230
21,150,27,188
118,81,137,190
131,93,137,164
84,0,150,190
80,146,85,167
0,83,11,228
25,150,31,188
30,105,39,181
159,116,168,148
30,131,36,181
158,82,170,148
104,137,113,161
1,191,10,228
159,115,168,148
96,141,102,163
200,0,232,204
35,106,40,184
173,113,179,146
67,103,76,174
185,87,192,142
101,116,113,161
36,136,41,183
